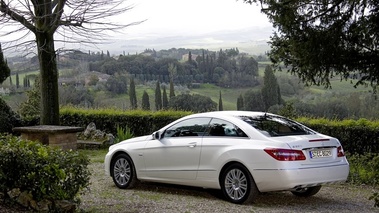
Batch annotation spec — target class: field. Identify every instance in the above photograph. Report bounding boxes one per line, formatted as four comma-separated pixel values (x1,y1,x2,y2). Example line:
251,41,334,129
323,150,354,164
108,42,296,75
2,64,372,112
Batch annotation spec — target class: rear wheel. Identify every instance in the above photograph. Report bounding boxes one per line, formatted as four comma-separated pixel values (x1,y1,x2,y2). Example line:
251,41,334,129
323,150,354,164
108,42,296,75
291,185,322,197
220,163,259,204
111,153,138,189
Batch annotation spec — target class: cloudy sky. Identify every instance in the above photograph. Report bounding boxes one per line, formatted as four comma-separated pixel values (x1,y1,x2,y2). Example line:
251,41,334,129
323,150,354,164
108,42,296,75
123,0,271,38
95,0,274,54
2,0,274,55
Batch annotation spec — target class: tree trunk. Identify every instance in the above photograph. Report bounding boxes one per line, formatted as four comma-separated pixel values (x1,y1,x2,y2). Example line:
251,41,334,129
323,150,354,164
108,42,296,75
36,31,60,125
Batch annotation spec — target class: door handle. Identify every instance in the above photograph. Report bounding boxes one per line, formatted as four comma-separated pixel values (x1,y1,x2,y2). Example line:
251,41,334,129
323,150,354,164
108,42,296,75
188,142,197,148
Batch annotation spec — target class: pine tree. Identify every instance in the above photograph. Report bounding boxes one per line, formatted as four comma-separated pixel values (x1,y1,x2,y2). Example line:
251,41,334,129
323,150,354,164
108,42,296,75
261,65,282,111
218,91,223,111
0,43,11,84
155,81,162,111
169,79,175,98
162,86,168,110
141,90,150,110
129,78,137,109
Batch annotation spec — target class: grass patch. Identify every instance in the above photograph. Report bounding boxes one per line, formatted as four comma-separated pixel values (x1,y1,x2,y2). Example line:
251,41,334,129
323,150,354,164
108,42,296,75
79,149,108,163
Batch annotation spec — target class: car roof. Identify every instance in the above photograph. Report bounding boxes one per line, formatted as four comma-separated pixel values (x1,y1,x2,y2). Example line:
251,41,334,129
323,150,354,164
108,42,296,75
189,111,269,118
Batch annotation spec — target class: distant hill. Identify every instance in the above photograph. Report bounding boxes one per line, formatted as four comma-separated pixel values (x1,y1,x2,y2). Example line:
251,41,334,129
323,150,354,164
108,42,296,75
97,27,272,56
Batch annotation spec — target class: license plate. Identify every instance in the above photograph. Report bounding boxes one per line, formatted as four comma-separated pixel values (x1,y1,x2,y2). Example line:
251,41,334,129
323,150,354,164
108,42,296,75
309,149,332,158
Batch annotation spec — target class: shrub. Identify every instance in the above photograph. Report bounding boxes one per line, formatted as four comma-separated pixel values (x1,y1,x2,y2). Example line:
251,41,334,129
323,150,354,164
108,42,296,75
347,153,379,185
347,153,379,208
115,125,134,143
0,98,21,133
0,135,90,204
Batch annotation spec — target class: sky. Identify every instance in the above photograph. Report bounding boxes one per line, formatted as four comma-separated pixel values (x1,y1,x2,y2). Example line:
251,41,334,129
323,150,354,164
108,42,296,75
122,0,272,38
94,0,274,54
2,0,274,55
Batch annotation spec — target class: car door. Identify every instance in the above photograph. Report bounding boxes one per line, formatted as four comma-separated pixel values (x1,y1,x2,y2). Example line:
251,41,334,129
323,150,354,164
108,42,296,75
199,118,250,172
143,117,211,180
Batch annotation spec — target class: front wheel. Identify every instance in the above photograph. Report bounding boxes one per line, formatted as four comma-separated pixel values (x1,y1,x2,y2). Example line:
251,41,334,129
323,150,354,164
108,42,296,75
111,153,138,189
220,163,259,204
291,185,322,197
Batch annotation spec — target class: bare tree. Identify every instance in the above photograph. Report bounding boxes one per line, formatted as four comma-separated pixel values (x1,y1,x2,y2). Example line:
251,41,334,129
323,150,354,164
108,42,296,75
0,0,142,124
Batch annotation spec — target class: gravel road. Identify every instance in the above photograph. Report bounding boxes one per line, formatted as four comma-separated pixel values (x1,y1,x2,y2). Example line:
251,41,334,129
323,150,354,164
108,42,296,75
78,163,379,213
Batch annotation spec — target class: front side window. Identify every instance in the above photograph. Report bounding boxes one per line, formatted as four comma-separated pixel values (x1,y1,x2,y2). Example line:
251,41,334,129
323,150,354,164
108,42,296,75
206,118,248,137
163,118,211,138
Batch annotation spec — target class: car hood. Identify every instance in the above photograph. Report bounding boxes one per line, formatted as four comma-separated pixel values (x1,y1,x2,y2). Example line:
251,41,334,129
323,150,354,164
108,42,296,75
109,135,152,149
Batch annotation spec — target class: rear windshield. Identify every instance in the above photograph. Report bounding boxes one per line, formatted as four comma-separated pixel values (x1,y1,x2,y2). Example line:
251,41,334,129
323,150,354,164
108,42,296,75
238,114,315,137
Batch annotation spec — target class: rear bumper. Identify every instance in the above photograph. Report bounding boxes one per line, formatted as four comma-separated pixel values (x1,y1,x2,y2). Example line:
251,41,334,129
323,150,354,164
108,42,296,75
251,163,350,192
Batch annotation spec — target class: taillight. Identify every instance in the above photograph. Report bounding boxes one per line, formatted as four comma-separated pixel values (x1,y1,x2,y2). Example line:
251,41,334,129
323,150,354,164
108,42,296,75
264,148,306,161
337,146,345,157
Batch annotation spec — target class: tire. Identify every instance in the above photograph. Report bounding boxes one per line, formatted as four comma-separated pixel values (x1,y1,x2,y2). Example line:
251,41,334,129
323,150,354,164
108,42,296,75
111,153,138,189
220,163,259,204
291,185,322,197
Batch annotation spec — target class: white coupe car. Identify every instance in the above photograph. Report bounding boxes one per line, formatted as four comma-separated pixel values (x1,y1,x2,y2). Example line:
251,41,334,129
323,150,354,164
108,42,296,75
104,111,349,204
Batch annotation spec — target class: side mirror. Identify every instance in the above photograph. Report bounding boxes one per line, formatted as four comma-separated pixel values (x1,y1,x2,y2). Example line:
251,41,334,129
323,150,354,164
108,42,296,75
153,131,161,140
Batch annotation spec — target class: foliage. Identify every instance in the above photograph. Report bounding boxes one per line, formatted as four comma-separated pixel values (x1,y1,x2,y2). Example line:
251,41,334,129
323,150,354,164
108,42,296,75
0,135,90,203
169,79,175,98
18,76,41,120
115,125,134,143
0,98,21,133
218,91,223,111
59,85,94,107
155,81,162,110
60,106,191,136
0,43,10,84
261,65,282,110
141,90,150,110
347,153,379,208
162,86,168,109
129,78,137,109
169,94,217,113
243,90,265,111
243,0,379,89
106,74,128,94
237,94,244,110
347,153,379,185
369,192,379,208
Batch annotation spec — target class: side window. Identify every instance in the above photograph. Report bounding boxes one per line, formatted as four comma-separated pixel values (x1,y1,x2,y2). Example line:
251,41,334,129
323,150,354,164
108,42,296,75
163,118,211,138
207,118,247,137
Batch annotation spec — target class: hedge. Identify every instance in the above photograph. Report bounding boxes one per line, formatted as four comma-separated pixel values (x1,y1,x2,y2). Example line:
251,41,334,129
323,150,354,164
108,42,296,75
22,107,379,155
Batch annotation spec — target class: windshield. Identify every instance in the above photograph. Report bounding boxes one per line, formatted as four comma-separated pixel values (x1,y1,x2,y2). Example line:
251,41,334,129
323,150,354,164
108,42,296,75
238,114,315,137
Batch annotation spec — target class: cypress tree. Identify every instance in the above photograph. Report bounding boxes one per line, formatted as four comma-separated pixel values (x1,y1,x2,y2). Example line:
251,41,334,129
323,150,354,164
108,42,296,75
155,81,162,111
169,79,175,98
237,94,244,110
162,86,168,110
16,73,20,88
218,91,223,111
0,43,10,84
261,65,281,111
129,78,137,109
188,51,192,63
141,90,150,110
23,77,27,88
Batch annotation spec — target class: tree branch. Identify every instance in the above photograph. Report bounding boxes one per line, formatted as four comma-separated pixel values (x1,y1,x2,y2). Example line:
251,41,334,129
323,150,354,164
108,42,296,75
0,0,36,32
